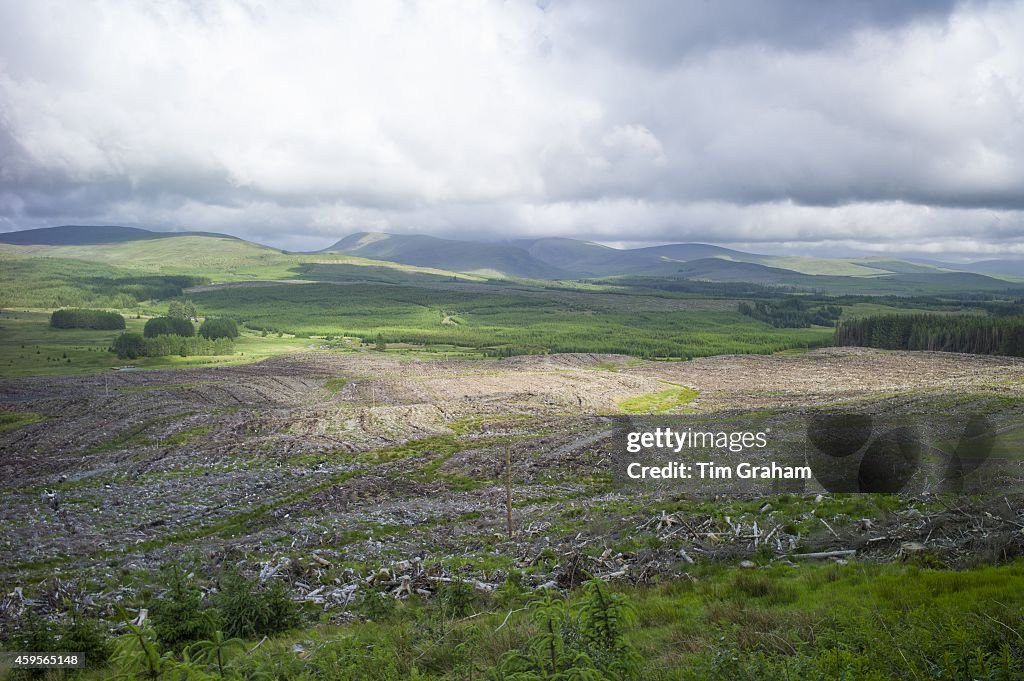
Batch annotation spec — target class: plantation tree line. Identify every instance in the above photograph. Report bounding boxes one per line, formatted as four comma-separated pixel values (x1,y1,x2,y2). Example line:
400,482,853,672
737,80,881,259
199,317,239,340
144,316,195,337
835,313,1024,356
111,300,240,359
111,333,234,359
50,308,125,330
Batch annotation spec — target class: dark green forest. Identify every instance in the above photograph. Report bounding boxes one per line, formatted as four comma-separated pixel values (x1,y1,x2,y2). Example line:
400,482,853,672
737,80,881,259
738,299,842,328
835,313,1024,356
111,332,234,359
143,316,195,338
49,308,125,330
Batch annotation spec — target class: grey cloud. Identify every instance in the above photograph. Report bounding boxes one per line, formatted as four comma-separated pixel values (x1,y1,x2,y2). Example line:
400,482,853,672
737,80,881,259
0,0,1023,256
546,0,965,65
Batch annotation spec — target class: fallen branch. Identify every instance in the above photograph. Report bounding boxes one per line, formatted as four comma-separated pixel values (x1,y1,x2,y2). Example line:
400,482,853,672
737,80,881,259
788,549,856,560
494,607,529,633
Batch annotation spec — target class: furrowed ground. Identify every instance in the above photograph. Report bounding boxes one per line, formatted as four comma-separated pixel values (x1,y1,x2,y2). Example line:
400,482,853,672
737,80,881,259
1,348,1022,678
2,348,1021,583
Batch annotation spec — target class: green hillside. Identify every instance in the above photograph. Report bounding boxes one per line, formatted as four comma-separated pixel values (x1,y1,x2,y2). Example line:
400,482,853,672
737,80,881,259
0,235,297,280
516,237,750,276
0,226,996,292
754,255,891,276
0,224,241,245
0,236,490,291
0,252,208,309
322,232,568,279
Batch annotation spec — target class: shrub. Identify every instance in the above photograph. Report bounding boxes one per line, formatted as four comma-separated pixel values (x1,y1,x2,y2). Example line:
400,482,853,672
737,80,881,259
144,316,194,338
111,332,146,359
354,584,398,622
58,614,113,671
199,317,239,340
50,308,125,330
496,580,640,679
9,609,112,672
167,299,197,321
214,569,301,639
436,577,476,617
150,566,216,652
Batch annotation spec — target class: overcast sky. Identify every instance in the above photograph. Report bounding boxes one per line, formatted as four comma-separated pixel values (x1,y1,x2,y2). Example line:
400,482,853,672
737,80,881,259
1,0,1023,256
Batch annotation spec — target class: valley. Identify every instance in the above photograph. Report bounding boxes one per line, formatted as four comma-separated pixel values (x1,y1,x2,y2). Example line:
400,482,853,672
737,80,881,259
1,225,1022,679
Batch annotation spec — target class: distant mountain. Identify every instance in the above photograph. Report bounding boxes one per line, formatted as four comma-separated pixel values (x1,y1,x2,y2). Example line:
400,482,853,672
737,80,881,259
3,225,1015,293
673,258,812,284
319,232,1010,285
0,225,240,246
514,237,758,276
321,232,567,279
950,260,1024,278
885,271,1018,291
661,258,1015,295
846,258,949,274
633,242,756,262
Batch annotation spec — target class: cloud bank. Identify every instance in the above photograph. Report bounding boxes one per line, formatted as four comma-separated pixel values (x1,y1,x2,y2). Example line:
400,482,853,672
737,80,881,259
1,0,1022,254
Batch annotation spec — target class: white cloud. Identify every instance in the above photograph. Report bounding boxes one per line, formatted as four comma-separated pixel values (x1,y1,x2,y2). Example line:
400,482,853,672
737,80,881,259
1,0,1023,255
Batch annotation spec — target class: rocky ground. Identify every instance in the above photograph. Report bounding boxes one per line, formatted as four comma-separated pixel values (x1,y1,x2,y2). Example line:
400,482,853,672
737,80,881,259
1,348,1022,624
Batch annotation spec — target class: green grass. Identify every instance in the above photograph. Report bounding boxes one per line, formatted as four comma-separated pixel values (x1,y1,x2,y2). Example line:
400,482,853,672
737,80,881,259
48,561,1024,681
324,377,351,394
1,236,299,281
0,251,206,309
0,411,46,433
192,282,834,359
618,385,699,414
1,237,488,285
0,311,311,378
163,425,214,446
757,255,891,276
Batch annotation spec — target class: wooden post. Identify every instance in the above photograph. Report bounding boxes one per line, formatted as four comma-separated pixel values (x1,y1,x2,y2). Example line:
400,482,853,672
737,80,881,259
505,444,514,538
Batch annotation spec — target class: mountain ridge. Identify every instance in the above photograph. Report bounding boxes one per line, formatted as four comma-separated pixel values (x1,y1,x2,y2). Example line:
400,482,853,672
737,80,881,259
0,224,242,246
2,225,1016,287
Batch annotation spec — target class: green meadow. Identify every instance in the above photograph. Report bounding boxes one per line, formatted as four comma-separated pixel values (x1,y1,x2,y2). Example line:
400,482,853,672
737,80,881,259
191,282,834,359
0,310,311,377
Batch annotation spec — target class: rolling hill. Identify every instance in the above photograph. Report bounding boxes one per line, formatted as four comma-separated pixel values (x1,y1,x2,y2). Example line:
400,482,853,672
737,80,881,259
320,232,568,279
1,225,1019,295
323,231,962,282
513,237,751,276
0,229,491,286
0,224,241,246
668,258,1016,294
951,260,1024,278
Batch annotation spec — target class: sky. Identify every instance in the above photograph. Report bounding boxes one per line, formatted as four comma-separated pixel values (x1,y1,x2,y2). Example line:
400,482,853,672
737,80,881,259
1,0,1023,256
